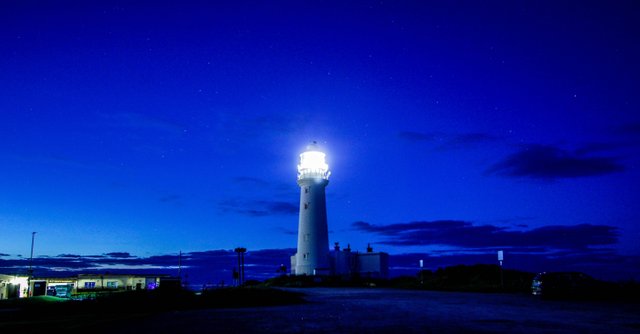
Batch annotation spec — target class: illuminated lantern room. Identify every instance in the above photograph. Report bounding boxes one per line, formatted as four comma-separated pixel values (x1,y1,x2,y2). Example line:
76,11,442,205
298,141,330,181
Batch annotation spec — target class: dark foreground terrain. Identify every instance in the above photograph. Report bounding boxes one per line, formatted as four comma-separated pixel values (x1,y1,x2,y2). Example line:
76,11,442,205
38,287,640,334
5,288,640,334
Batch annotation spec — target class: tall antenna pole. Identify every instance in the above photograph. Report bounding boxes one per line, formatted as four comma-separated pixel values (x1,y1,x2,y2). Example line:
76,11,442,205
178,250,182,278
28,232,36,297
29,232,36,276
234,247,246,286
241,251,245,286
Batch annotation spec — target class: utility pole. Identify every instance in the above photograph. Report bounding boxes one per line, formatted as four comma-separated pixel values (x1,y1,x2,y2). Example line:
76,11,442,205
28,232,36,297
234,247,247,286
178,250,182,279
29,232,36,275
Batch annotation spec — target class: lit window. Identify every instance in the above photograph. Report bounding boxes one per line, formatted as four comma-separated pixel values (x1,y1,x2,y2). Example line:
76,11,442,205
106,281,118,289
84,282,96,289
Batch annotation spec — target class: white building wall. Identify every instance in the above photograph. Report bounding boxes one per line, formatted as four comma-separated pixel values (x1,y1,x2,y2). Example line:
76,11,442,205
294,178,331,275
357,252,390,278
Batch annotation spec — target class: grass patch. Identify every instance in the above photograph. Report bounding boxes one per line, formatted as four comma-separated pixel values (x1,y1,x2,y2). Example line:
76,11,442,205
0,287,305,331
263,264,536,293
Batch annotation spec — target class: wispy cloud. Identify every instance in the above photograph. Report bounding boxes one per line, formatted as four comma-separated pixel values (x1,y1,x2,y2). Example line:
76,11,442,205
387,250,640,281
445,133,501,147
219,176,298,217
398,131,500,149
219,199,298,217
232,177,271,187
574,142,629,155
617,122,640,136
99,112,186,134
487,144,624,179
6,153,96,170
353,220,618,250
57,254,83,258
159,194,182,203
105,252,134,258
273,227,298,236
208,112,300,145
398,131,441,142
2,246,638,282
0,248,297,284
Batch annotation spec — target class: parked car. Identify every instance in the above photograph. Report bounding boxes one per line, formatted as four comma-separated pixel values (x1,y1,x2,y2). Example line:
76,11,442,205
531,272,612,300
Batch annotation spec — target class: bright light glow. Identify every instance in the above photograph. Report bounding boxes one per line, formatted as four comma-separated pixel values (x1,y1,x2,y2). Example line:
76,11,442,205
7,276,29,298
298,150,330,179
299,151,328,171
9,276,28,286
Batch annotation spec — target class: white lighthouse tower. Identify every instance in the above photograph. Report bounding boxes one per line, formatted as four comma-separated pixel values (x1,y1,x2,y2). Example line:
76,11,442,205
292,141,331,276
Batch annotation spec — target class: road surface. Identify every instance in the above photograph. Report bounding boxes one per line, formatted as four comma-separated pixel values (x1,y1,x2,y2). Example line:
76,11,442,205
102,287,640,333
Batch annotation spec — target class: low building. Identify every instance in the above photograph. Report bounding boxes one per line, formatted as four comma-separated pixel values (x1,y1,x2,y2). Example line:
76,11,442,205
76,274,159,291
330,243,389,279
0,274,29,299
292,244,390,279
1,273,177,299
356,250,390,279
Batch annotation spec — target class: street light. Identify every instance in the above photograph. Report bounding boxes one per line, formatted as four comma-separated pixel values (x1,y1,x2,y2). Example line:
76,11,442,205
498,250,504,289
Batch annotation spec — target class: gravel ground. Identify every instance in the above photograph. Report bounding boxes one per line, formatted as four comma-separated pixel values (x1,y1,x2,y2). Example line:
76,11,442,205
99,287,640,333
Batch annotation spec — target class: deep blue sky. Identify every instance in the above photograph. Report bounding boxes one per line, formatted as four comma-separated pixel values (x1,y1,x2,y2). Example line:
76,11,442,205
1,1,639,284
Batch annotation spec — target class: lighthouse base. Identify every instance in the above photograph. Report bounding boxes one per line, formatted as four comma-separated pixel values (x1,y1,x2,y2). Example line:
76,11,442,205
290,254,331,276
290,246,389,278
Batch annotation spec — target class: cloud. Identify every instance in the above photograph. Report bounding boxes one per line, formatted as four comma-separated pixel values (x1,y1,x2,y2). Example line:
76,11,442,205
3,246,637,283
387,250,640,281
105,252,134,258
219,199,298,217
99,112,185,134
261,201,298,215
487,144,624,179
273,227,298,236
353,220,618,250
6,153,95,171
232,177,270,186
231,177,294,196
0,248,297,286
0,253,10,257
574,142,629,155
208,112,300,146
398,131,500,149
57,254,82,258
445,133,500,147
159,194,182,203
618,122,640,136
398,131,440,142
222,177,298,216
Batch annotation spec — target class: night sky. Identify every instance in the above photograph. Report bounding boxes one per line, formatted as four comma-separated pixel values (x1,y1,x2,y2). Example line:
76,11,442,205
1,1,639,285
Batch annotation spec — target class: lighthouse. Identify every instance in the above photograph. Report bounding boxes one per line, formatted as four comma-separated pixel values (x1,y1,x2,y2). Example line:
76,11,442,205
291,141,331,275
